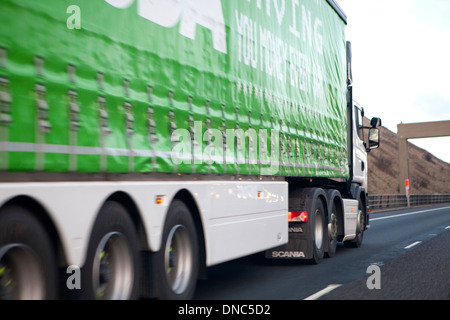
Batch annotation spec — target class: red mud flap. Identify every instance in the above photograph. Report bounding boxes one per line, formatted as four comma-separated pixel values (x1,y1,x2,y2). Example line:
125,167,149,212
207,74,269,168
265,223,312,259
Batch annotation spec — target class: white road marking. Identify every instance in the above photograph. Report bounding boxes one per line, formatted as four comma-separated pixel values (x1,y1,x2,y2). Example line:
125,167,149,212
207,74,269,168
445,225,450,230
370,206,450,222
404,241,422,249
304,284,342,300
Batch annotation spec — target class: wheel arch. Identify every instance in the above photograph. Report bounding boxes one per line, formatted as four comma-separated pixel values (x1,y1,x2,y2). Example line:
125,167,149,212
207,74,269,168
171,189,207,280
0,195,67,267
103,191,149,251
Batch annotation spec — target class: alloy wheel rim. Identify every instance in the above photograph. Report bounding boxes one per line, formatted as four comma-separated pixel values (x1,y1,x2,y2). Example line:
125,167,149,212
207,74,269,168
92,232,134,300
164,225,194,295
0,244,45,300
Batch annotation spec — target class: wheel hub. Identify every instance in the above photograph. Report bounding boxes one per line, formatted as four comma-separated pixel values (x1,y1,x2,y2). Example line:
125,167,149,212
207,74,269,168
165,225,193,295
93,232,134,300
328,213,338,239
0,244,45,300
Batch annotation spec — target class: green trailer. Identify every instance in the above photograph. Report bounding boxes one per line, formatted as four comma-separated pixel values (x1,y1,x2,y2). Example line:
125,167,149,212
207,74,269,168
0,0,349,179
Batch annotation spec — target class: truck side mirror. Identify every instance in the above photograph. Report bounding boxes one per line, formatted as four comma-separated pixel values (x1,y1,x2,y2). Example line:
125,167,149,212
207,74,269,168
367,128,380,151
370,117,382,128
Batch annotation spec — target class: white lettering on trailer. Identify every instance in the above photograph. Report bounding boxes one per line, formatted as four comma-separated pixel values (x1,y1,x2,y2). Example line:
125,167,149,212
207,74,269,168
105,0,227,53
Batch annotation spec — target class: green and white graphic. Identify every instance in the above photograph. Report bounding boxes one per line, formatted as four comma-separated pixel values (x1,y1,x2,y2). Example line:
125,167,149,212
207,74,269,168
0,0,348,178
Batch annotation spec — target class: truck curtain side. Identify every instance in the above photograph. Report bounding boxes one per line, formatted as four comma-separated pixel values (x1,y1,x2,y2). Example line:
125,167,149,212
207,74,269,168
0,0,378,300
0,0,348,178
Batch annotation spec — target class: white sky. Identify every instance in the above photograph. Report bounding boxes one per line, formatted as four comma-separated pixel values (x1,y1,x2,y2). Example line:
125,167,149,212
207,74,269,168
337,0,450,164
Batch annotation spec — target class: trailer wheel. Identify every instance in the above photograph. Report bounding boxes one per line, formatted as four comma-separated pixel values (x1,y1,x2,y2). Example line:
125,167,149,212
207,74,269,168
309,198,326,264
81,201,141,300
0,205,56,300
155,199,199,300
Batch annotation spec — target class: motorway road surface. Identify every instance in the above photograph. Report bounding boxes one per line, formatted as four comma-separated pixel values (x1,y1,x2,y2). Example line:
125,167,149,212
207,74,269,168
194,205,450,300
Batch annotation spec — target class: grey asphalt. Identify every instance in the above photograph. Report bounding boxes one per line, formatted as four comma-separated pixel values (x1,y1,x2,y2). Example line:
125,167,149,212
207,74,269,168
194,205,450,300
324,229,450,300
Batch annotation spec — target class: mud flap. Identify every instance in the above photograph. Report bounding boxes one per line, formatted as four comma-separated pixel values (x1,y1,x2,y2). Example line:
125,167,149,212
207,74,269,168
265,223,312,259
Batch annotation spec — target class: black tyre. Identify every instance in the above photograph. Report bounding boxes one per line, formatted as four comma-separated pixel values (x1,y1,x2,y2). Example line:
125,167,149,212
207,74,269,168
309,198,326,264
155,199,199,300
81,201,141,300
0,205,57,300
